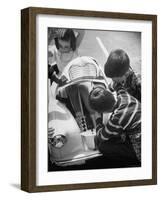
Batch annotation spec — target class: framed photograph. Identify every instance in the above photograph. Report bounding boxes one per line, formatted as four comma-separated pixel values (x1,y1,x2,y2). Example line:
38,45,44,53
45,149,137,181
21,7,157,192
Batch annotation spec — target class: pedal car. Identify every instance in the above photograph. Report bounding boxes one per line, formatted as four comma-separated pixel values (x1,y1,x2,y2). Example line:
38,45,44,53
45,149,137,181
48,56,110,167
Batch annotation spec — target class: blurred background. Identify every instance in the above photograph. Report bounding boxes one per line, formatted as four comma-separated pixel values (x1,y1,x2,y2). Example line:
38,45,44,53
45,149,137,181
79,30,141,74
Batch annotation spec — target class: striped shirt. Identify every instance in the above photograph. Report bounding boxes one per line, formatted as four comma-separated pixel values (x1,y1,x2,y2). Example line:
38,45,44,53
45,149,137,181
96,85,141,160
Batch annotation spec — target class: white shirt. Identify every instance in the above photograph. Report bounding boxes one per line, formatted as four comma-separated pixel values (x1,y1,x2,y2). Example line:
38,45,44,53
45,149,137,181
48,45,79,76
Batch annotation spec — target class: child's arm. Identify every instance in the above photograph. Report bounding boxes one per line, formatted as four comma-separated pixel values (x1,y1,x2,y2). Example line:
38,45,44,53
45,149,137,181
50,73,61,85
48,64,59,78
50,73,68,86
95,117,124,145
48,64,62,85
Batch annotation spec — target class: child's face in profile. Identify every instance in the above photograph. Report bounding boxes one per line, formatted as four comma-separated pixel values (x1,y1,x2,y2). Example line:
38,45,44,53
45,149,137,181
112,75,126,85
58,39,72,53
112,76,125,83
112,69,130,84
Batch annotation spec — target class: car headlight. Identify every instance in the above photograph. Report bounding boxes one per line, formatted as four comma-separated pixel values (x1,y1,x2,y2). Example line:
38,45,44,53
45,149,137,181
49,135,67,148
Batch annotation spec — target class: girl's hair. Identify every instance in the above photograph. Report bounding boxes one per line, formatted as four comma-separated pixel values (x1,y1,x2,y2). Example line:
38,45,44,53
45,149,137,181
55,29,76,51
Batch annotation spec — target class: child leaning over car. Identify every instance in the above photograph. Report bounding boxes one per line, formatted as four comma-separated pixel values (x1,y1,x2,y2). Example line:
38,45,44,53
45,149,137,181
105,49,141,102
89,84,141,163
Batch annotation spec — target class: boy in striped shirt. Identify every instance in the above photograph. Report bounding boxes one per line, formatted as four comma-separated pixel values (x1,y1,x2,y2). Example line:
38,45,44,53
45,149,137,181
89,85,141,162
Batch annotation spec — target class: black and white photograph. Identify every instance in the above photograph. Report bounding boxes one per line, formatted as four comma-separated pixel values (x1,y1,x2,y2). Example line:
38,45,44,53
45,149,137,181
21,7,157,192
47,28,141,172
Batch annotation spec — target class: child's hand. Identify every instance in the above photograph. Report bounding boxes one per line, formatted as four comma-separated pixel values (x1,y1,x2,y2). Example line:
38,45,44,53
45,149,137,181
50,73,58,85
59,75,68,86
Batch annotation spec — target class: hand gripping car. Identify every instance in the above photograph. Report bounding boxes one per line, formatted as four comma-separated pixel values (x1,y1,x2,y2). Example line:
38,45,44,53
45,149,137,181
48,56,110,167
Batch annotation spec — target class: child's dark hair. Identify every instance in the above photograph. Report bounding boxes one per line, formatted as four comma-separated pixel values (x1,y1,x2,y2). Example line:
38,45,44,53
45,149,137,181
55,29,76,51
104,49,130,78
89,87,116,113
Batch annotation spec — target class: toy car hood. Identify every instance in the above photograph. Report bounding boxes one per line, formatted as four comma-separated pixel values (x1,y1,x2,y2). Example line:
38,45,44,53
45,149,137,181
48,99,101,166
60,56,106,84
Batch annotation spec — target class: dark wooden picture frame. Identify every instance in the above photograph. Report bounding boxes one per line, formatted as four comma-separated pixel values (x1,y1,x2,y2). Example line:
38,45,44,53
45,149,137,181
21,7,157,192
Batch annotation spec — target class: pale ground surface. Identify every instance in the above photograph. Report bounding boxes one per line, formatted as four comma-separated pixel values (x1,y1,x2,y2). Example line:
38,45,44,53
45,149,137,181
79,30,141,74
